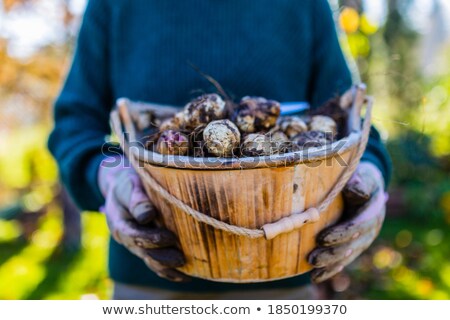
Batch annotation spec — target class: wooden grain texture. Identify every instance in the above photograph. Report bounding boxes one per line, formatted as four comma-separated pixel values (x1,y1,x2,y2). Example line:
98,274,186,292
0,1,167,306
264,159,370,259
139,147,355,283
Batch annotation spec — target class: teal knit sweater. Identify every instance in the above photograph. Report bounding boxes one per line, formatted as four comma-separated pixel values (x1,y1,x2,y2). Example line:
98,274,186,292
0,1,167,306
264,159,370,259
48,0,391,292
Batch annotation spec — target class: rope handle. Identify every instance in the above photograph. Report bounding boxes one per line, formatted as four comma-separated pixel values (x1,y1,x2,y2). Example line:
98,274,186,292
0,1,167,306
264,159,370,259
262,208,320,240
110,92,373,240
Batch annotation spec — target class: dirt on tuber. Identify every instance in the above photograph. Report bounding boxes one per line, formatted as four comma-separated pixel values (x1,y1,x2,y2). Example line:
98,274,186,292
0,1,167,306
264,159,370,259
136,93,343,158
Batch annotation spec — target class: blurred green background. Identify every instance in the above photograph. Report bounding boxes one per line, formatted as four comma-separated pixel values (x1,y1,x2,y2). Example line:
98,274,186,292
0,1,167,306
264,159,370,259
0,0,449,300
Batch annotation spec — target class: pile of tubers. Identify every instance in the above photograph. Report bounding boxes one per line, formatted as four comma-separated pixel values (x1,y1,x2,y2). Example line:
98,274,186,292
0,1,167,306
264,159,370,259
141,93,344,158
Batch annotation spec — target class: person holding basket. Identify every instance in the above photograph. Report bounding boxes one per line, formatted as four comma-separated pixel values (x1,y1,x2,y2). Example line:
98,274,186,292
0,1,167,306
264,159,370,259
49,0,391,299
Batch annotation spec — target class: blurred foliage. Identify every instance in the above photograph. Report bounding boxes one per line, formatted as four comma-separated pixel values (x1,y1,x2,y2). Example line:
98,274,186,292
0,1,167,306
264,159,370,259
330,218,450,299
0,210,110,299
334,0,450,299
0,0,449,299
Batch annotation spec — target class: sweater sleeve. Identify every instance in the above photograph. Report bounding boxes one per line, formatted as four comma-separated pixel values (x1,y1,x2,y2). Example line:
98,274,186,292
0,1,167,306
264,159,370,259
48,0,113,211
308,0,392,187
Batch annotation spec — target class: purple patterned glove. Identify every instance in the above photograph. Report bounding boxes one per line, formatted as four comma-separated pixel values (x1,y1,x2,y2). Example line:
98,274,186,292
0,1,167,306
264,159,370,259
98,155,189,282
308,162,388,283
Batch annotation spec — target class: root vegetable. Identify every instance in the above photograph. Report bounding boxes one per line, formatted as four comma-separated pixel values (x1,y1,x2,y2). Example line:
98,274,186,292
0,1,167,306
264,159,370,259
156,130,189,155
159,111,187,131
309,115,337,137
241,133,273,156
269,131,291,153
278,116,308,138
203,120,240,157
233,96,280,133
135,91,347,158
270,131,289,145
241,131,289,156
189,124,208,157
184,93,226,129
292,130,333,149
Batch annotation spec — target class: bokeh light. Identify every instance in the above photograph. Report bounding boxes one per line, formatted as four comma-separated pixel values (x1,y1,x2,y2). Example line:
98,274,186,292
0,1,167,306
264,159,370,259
339,7,360,34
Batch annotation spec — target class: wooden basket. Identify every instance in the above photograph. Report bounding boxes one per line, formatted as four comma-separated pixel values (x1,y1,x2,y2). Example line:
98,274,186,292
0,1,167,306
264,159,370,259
110,85,373,283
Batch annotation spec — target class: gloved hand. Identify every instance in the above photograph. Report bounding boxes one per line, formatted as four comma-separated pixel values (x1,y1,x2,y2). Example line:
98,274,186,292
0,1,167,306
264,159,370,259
308,162,388,283
98,155,189,282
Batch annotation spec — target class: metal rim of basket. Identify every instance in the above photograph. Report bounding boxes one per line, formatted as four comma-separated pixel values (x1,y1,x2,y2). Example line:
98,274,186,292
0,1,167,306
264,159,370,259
130,134,361,170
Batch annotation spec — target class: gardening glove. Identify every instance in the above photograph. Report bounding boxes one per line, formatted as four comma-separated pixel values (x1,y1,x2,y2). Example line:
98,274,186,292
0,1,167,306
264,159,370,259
308,161,387,283
98,155,189,282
